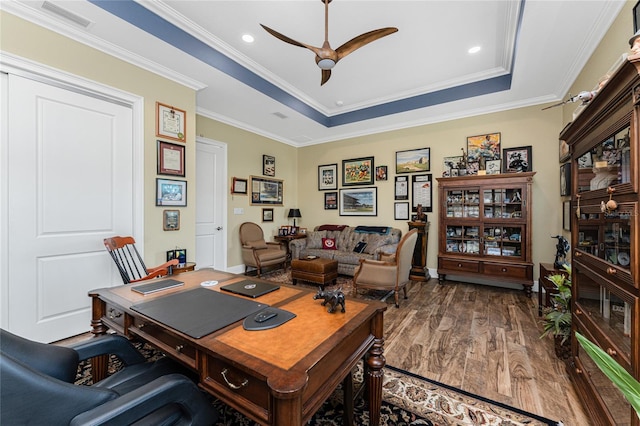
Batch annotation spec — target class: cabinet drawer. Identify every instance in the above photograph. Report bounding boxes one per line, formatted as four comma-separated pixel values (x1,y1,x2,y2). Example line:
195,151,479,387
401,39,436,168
131,319,197,367
439,258,479,273
482,262,531,279
204,356,269,410
104,303,125,327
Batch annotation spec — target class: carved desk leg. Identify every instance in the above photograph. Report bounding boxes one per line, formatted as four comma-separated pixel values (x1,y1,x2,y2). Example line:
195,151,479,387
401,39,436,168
89,294,109,383
366,312,385,426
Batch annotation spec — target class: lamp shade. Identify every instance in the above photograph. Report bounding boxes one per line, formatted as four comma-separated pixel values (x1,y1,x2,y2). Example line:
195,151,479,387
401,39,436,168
288,209,302,218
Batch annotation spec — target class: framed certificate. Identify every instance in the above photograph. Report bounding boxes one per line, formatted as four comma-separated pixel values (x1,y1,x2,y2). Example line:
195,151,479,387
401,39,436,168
156,102,186,142
157,140,185,177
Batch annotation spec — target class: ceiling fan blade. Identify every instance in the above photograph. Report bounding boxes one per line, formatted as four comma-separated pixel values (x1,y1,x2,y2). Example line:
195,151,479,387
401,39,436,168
321,69,331,86
336,27,398,61
260,24,322,56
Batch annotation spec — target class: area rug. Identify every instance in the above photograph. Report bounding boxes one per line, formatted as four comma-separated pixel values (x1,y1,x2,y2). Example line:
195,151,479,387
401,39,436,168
76,348,559,426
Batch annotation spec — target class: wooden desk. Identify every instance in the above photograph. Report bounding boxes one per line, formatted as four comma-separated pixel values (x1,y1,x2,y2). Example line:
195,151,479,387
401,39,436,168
89,269,386,425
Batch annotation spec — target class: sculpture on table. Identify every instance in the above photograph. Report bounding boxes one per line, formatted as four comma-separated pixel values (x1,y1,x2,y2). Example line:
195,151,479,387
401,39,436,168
551,235,570,269
313,288,345,313
413,204,427,222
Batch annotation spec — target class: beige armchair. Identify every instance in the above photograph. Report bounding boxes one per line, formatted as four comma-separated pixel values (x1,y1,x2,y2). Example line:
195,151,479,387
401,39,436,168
353,229,418,308
239,222,287,277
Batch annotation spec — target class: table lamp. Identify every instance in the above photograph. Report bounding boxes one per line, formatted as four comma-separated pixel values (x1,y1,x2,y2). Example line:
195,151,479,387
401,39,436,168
288,208,302,227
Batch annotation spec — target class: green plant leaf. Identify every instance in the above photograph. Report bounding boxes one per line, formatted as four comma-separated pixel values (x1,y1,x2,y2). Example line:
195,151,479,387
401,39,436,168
576,332,640,417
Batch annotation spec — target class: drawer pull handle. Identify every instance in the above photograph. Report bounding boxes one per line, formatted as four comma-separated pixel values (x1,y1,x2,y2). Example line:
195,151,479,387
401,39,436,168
501,267,507,272
221,368,249,390
606,348,617,356
606,267,616,275
175,345,184,353
575,368,582,374
574,251,582,257
576,309,582,315
457,263,462,268
108,309,122,320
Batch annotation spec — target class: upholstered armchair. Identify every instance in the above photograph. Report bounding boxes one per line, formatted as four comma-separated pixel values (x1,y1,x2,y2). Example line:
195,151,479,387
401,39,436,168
0,328,217,425
239,222,287,277
353,228,418,308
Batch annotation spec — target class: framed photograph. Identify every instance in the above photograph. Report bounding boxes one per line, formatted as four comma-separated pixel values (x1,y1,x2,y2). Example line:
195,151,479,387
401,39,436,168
342,157,374,186
467,132,500,162
577,151,593,169
411,174,433,212
375,165,388,181
162,209,180,231
394,176,409,200
263,155,275,177
231,177,247,194
486,159,501,174
318,164,338,190
262,208,274,222
560,163,571,196
156,102,186,142
442,155,462,177
167,248,187,264
634,0,640,32
502,146,532,173
324,191,338,210
563,201,572,231
559,139,570,162
250,175,283,206
394,202,410,220
156,178,187,206
466,161,480,176
157,140,185,177
396,148,430,173
339,187,377,216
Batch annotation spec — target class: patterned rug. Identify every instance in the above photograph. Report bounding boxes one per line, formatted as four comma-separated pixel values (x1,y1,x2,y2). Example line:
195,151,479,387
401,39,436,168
76,350,559,426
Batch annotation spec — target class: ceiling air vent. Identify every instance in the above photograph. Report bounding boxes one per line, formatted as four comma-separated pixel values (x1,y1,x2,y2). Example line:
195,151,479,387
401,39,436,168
41,1,92,28
272,112,288,119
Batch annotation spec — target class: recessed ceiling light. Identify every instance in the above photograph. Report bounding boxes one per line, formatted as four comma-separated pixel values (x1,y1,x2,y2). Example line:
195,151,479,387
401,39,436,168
242,34,255,43
468,46,481,54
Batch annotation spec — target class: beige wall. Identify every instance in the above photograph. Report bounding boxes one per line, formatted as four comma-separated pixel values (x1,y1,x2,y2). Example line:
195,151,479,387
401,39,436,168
195,116,299,267
1,12,196,267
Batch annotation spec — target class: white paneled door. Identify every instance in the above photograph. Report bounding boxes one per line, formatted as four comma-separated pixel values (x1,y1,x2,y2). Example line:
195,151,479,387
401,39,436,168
195,138,227,270
4,73,136,342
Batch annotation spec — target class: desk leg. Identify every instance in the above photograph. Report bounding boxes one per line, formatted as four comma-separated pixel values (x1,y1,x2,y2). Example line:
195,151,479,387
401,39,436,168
89,294,109,382
343,372,354,426
366,314,385,426
272,395,302,426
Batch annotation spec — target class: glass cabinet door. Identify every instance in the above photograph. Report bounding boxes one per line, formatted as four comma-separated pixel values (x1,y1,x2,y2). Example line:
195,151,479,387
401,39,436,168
445,225,480,254
483,225,524,258
482,188,525,220
445,189,480,218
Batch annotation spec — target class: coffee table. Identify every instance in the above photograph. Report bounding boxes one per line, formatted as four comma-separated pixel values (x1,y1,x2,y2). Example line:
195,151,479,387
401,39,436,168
89,269,386,425
291,257,338,288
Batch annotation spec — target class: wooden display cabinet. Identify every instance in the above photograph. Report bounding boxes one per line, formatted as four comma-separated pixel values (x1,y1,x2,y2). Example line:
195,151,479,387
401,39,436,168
436,172,535,296
561,54,640,425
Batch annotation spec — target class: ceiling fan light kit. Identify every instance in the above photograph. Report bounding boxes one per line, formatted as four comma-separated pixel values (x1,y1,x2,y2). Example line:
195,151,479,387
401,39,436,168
261,0,397,85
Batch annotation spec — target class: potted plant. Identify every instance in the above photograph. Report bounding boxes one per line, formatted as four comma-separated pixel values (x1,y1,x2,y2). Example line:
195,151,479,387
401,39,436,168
540,265,572,360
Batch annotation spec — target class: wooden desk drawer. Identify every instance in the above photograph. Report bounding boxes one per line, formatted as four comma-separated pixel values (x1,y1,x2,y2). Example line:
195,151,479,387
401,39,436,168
131,320,197,367
204,356,269,410
104,303,125,327
439,258,479,273
483,262,530,280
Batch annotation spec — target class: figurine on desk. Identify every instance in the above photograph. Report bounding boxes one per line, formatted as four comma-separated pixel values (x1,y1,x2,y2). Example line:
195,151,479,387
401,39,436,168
412,204,427,222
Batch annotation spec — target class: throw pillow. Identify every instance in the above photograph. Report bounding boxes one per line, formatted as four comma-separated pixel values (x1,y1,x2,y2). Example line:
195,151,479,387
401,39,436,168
353,241,367,253
306,231,327,249
246,239,268,249
322,237,337,250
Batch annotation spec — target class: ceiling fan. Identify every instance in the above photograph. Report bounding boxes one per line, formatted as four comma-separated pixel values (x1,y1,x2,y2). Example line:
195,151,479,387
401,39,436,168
260,0,398,85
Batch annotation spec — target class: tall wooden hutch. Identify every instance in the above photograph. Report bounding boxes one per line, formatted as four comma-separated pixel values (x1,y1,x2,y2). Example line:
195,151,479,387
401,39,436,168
560,54,639,425
436,172,535,296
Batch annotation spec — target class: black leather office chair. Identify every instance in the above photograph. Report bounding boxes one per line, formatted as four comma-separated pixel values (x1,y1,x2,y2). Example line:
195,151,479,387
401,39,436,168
0,328,218,425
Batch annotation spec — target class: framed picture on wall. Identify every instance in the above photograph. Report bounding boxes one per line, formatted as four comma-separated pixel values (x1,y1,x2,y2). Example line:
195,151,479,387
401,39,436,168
156,102,186,142
157,140,185,177
318,164,338,190
156,178,187,206
162,209,180,231
411,174,432,212
342,157,374,186
560,163,571,196
262,208,274,222
503,146,532,173
396,148,430,173
563,201,572,231
249,176,283,206
339,187,377,216
394,202,409,220
394,176,409,200
467,132,500,162
324,191,338,210
263,155,275,177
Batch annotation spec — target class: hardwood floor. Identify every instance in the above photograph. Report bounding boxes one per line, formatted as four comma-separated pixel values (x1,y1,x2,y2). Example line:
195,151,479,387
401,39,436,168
384,279,592,425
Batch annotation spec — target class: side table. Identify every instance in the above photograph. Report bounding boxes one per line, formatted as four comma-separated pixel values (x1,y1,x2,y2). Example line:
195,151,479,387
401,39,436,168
172,262,196,275
273,234,306,268
538,262,569,316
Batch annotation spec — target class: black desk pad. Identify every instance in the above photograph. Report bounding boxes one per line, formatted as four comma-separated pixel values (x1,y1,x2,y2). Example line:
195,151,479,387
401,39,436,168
131,288,267,338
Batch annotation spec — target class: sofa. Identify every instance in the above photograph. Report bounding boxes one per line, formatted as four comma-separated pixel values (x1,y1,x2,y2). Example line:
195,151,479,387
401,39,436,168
289,225,402,276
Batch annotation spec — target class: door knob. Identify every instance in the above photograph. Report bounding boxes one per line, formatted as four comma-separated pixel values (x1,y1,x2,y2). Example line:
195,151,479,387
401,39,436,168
216,227,223,230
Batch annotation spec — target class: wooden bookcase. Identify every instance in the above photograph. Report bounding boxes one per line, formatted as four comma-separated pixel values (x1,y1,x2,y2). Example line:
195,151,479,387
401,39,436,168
560,54,640,425
436,172,535,296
